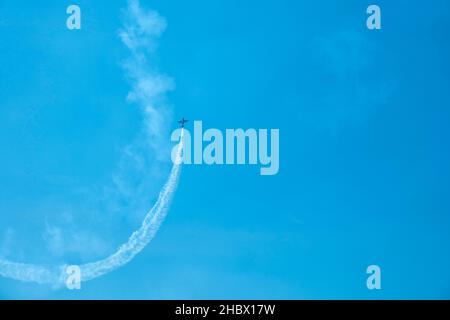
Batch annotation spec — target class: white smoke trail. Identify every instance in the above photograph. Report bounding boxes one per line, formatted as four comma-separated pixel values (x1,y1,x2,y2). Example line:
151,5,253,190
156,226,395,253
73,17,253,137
0,133,183,285
0,1,181,286
79,134,183,281
119,0,174,155
0,260,61,285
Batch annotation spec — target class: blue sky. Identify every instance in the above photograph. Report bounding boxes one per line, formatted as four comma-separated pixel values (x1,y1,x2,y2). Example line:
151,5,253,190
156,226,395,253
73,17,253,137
1,0,450,299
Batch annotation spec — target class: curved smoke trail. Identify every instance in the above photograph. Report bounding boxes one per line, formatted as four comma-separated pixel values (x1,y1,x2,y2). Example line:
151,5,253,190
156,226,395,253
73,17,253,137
0,1,181,286
79,134,183,282
0,132,183,285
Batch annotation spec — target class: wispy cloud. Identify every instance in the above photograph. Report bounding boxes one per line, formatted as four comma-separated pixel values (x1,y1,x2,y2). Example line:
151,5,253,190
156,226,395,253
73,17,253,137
119,0,175,154
44,223,111,260
101,0,176,222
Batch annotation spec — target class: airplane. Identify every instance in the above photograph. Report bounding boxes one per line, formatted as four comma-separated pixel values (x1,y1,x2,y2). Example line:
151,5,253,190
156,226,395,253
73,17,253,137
178,118,189,128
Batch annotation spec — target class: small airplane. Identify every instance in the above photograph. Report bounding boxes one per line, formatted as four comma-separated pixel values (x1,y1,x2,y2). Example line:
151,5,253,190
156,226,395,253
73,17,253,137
178,117,189,128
